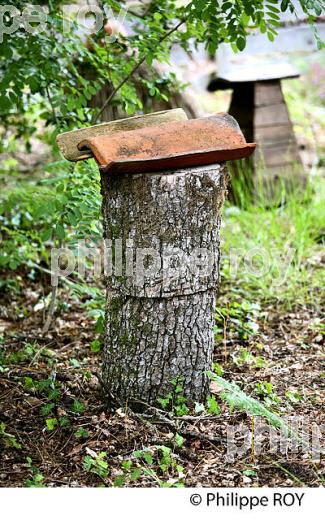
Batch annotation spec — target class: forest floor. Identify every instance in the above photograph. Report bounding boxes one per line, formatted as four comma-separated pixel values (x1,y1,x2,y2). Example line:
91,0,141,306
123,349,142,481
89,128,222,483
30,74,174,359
0,228,324,487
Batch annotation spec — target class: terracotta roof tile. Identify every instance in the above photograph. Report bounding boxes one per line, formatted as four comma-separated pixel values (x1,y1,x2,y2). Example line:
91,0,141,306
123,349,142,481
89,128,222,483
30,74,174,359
78,113,255,174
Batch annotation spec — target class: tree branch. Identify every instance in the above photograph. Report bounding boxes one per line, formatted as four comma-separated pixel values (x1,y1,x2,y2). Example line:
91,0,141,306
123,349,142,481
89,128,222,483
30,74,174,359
91,17,187,124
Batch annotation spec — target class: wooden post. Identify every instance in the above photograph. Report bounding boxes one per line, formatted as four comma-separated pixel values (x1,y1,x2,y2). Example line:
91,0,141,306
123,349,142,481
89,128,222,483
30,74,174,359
101,164,228,406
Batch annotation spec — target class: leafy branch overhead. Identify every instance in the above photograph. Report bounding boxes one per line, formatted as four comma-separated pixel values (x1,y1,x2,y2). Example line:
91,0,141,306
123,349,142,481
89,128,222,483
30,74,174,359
0,0,323,142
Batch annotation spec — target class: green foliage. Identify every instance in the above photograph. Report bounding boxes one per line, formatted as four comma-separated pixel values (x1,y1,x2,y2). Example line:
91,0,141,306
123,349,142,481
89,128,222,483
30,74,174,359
212,362,224,376
207,372,314,455
285,390,304,405
24,376,64,429
44,413,70,431
71,399,85,414
75,427,89,439
0,422,22,450
157,378,189,416
113,459,142,487
206,395,221,415
0,1,321,144
24,457,45,487
90,339,102,353
83,451,109,479
24,376,61,399
215,300,260,341
255,381,282,411
243,468,258,477
0,341,47,368
221,177,325,309
0,160,102,274
128,445,185,487
174,432,184,447
231,347,266,369
45,417,58,431
207,372,289,431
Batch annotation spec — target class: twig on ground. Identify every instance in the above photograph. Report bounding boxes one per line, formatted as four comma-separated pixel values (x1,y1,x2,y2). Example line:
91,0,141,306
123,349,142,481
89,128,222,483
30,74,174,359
42,283,58,334
126,398,226,446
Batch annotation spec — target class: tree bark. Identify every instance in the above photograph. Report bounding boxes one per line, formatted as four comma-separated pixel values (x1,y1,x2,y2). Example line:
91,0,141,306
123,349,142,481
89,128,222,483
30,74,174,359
101,163,228,406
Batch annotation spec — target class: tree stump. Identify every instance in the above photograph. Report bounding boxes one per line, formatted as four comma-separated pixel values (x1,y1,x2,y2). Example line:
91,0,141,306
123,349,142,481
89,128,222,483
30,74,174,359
57,110,254,407
101,163,229,406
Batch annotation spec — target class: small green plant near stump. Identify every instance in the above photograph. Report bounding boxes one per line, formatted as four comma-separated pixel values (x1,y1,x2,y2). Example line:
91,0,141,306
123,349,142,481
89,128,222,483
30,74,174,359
0,423,22,450
114,445,185,488
157,378,189,416
24,457,45,488
83,451,109,480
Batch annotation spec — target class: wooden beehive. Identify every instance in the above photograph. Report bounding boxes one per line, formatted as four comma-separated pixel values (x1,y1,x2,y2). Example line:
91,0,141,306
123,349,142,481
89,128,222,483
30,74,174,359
206,12,325,201
208,70,306,201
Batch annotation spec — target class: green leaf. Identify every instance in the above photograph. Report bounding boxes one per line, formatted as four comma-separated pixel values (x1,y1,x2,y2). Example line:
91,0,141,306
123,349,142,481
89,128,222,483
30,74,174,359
243,469,257,476
280,0,289,10
266,4,280,13
131,468,141,480
268,18,280,27
143,451,153,465
114,475,125,487
174,433,184,447
122,460,132,471
55,223,65,240
41,403,55,416
132,450,143,459
46,418,58,431
260,21,267,33
59,416,70,429
267,11,281,20
0,43,13,59
66,211,78,226
207,395,221,415
75,427,89,439
212,362,223,376
90,339,101,353
41,227,53,241
0,96,11,110
71,399,85,414
236,37,246,51
24,377,35,389
95,315,104,334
